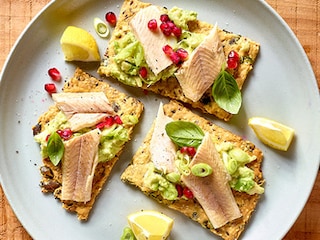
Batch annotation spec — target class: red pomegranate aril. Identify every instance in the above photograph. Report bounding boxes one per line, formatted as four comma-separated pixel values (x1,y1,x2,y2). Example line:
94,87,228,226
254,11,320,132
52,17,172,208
167,21,175,30
172,26,182,38
147,19,158,31
104,116,115,127
180,146,188,154
44,83,57,94
160,14,170,22
228,50,239,61
170,52,181,65
48,68,61,81
45,134,51,142
162,44,174,56
187,146,196,157
114,115,123,125
57,128,73,140
227,50,240,69
176,184,183,197
139,67,148,79
176,48,188,61
227,58,238,69
96,122,105,129
183,187,194,199
105,11,117,26
160,22,172,36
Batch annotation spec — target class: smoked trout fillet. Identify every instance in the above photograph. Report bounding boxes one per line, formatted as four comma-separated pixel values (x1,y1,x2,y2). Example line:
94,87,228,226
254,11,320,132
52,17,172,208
32,68,144,220
121,100,264,240
98,0,260,121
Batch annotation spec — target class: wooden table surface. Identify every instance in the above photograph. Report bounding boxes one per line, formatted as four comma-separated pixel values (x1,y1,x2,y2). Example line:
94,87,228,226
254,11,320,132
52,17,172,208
0,0,319,239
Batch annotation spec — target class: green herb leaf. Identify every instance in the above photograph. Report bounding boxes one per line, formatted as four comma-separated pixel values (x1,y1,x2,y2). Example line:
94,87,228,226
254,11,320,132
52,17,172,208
212,69,242,114
47,132,64,166
165,121,204,147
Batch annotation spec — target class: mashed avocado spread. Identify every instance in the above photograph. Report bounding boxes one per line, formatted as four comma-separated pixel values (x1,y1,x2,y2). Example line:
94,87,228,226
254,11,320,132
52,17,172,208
108,7,205,87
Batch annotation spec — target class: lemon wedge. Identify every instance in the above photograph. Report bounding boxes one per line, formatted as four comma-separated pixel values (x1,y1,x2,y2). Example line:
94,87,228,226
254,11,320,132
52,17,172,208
60,26,100,62
248,117,295,151
127,210,174,240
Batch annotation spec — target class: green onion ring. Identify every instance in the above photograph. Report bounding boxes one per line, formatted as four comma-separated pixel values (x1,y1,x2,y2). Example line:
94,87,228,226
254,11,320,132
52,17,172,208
191,163,213,177
93,17,109,38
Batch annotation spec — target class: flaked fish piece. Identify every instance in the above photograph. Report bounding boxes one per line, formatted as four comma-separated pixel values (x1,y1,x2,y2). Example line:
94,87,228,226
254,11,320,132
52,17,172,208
175,24,226,102
68,113,110,132
61,129,101,203
52,92,115,118
149,102,177,174
130,5,173,75
181,132,242,229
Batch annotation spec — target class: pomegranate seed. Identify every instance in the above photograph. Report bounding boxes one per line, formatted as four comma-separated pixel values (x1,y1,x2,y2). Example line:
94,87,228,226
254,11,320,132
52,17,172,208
160,14,170,22
57,128,72,140
147,19,158,31
160,22,172,36
114,115,123,125
104,116,115,127
187,146,196,157
170,52,181,65
48,68,61,81
97,116,122,129
180,146,188,154
45,134,50,142
228,50,240,62
96,122,106,129
176,184,183,197
44,83,57,94
227,50,240,69
139,67,148,79
105,11,117,26
172,26,182,38
162,44,174,56
176,48,188,61
180,146,196,156
167,21,175,30
183,187,194,199
227,58,238,69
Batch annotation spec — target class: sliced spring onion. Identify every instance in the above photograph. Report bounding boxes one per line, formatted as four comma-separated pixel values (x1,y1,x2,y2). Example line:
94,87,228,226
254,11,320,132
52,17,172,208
191,163,213,177
165,172,181,183
175,158,191,176
226,157,238,175
93,17,109,38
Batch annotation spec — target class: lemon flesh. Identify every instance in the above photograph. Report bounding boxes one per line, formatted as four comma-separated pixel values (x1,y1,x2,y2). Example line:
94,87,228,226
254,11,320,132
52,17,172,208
248,117,295,151
128,210,174,240
60,26,100,62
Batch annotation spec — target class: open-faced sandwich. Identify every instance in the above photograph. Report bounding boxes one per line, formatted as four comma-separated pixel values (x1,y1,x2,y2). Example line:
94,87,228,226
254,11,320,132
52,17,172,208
98,0,260,121
32,68,144,220
121,100,264,239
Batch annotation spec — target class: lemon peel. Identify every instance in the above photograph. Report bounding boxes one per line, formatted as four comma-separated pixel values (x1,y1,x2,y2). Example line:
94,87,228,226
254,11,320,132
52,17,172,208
127,210,173,240
248,117,295,151
60,26,100,62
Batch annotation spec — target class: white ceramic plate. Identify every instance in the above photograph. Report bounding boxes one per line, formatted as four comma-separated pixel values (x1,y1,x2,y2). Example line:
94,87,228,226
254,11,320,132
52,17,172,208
1,0,319,239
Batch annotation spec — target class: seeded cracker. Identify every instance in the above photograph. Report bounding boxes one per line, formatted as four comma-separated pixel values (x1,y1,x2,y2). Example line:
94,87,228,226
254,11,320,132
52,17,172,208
98,0,260,121
121,100,264,240
32,68,144,220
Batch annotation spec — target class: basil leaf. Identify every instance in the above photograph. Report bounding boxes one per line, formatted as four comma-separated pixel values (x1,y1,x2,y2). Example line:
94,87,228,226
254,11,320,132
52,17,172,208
47,132,65,166
165,121,204,147
212,70,242,114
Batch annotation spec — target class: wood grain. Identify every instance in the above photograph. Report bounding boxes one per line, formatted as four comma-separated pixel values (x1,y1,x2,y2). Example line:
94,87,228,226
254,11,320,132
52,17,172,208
0,0,319,239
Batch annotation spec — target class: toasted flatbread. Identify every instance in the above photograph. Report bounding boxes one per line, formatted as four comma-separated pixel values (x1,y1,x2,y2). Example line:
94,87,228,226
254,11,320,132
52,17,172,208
121,100,264,239
98,0,260,121
32,68,144,220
